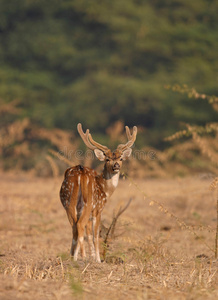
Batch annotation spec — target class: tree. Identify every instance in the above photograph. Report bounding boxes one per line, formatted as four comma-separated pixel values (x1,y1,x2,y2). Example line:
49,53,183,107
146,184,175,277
0,0,217,148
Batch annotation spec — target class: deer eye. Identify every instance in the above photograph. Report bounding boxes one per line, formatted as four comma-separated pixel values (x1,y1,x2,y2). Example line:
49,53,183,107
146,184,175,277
106,158,110,162
120,158,123,161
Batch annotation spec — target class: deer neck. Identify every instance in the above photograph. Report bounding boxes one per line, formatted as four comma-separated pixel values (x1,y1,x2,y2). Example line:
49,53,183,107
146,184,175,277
101,166,120,198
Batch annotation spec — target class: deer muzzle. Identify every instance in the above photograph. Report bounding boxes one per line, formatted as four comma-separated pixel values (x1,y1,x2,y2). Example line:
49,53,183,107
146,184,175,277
112,162,120,172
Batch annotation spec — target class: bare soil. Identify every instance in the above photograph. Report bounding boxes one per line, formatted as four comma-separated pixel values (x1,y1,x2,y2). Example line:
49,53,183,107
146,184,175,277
0,171,217,299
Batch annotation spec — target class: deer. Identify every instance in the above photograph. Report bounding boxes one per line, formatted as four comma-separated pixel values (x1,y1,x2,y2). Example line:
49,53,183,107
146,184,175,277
60,123,137,263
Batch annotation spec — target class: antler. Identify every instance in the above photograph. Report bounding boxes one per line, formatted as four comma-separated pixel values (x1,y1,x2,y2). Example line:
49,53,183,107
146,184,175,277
88,133,109,151
77,123,108,151
117,126,137,151
78,123,137,152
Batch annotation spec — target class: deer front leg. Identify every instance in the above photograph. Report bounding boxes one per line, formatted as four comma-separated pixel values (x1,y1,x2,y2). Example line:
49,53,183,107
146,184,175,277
93,214,101,263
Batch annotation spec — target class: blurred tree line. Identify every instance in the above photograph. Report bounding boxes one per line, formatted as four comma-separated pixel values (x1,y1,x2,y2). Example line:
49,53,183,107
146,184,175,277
0,0,217,148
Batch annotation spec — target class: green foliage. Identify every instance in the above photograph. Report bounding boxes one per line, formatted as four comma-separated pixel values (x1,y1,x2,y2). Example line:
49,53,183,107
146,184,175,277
0,0,217,147
68,265,83,296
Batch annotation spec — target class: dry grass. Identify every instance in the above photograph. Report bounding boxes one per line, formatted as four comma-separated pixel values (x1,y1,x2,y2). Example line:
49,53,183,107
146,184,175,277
0,171,217,300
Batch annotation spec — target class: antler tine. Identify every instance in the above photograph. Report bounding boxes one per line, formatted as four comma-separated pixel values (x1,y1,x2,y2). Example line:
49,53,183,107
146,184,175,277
77,123,96,150
125,126,132,140
77,123,109,151
117,126,137,151
88,133,109,152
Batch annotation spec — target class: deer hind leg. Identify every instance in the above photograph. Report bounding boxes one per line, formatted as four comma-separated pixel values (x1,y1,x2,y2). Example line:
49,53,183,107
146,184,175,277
70,220,78,256
73,219,85,261
74,205,93,261
65,179,80,257
93,214,101,263
86,219,95,259
66,210,79,257
74,175,93,261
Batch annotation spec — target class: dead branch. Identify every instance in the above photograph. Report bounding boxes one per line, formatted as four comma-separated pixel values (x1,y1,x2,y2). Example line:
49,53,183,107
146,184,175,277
103,197,133,260
48,149,73,166
45,155,59,177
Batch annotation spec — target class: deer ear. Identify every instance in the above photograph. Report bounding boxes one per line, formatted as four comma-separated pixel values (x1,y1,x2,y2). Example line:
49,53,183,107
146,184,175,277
121,148,132,160
94,149,105,161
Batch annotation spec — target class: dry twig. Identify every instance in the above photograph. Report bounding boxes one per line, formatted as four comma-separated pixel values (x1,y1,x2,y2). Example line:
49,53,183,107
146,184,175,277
103,198,133,260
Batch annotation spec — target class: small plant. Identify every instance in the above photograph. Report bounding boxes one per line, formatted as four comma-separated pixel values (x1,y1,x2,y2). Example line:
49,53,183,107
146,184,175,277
69,274,83,295
68,266,83,296
57,252,70,262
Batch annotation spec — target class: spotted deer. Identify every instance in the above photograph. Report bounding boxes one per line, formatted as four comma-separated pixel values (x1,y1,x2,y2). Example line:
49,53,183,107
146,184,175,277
60,123,137,262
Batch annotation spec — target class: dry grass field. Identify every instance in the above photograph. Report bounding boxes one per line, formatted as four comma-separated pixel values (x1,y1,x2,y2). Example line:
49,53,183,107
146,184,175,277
0,171,217,300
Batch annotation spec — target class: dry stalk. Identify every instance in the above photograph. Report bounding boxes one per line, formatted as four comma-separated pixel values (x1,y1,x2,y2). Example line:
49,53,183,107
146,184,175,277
216,192,218,259
210,177,218,259
210,177,218,190
102,197,133,260
190,129,218,167
163,87,218,257
110,198,133,238
33,127,76,151
165,123,218,142
46,155,59,177
0,118,30,149
0,99,21,115
165,84,218,104
48,149,74,166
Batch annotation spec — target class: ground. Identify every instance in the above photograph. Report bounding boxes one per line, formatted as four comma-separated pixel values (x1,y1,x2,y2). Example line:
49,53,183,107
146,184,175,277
0,171,217,300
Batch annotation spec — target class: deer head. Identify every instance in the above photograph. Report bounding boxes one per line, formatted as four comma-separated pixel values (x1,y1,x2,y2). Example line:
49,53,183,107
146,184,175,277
77,123,137,173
